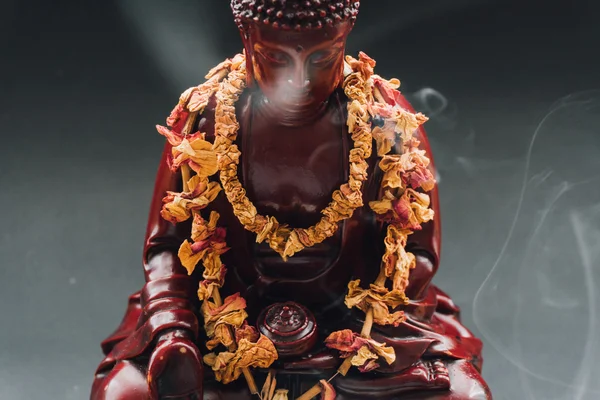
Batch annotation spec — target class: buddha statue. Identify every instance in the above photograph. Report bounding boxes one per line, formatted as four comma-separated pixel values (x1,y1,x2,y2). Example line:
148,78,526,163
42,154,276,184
91,1,492,399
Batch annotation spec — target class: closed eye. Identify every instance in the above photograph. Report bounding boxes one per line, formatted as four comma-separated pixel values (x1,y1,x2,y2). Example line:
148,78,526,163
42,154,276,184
309,49,339,66
259,49,290,65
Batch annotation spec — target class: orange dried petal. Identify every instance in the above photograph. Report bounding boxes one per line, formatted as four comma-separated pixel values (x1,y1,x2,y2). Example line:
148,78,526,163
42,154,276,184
325,329,395,368
319,380,336,400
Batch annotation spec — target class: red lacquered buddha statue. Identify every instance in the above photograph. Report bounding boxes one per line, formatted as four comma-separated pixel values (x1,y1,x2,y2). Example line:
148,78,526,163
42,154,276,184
91,1,492,399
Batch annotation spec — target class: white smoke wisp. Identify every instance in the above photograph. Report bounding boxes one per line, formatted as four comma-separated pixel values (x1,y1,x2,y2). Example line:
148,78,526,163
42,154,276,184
472,91,600,399
411,87,450,119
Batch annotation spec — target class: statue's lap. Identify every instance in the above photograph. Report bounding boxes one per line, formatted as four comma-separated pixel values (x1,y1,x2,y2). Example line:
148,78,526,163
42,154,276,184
92,287,491,400
93,359,489,400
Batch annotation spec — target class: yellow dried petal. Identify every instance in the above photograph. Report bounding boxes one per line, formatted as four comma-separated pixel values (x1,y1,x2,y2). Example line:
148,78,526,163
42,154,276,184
282,230,305,259
202,251,224,281
372,126,395,157
197,281,220,301
205,58,233,79
160,196,192,223
178,240,205,275
344,280,408,327
201,293,248,349
172,137,219,177
368,340,396,365
351,345,378,367
369,198,393,215
256,216,279,244
203,351,235,370
207,335,278,384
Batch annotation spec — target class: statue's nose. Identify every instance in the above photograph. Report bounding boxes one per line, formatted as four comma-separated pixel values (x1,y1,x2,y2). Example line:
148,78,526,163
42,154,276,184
287,66,310,90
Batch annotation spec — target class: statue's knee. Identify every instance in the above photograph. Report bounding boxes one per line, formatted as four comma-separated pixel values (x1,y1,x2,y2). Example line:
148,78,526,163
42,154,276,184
406,252,438,299
91,361,149,400
144,250,186,281
446,360,492,400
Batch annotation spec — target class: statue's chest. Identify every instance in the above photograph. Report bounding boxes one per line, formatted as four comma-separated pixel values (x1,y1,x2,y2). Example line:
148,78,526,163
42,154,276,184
240,109,347,227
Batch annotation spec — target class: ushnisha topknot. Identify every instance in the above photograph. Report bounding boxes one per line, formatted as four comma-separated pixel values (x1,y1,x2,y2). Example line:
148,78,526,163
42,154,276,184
231,0,360,31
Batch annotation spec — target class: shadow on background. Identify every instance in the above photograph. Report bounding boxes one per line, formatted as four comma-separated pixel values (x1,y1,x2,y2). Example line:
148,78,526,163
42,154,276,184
1,1,599,399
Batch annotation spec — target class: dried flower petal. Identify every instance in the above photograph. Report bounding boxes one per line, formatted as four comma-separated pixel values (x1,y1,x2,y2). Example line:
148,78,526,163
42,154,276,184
156,124,184,147
369,188,434,231
345,52,376,80
201,293,248,349
380,225,418,293
325,329,395,369
203,351,235,372
204,334,278,384
205,58,233,80
197,280,220,301
345,280,408,327
202,252,226,282
172,136,219,177
358,358,380,373
351,345,378,368
319,380,336,400
160,178,221,224
178,240,204,275
165,104,190,131
371,125,396,157
235,322,260,344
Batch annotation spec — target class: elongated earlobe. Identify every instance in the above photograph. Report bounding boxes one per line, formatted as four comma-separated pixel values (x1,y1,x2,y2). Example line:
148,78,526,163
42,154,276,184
240,30,256,88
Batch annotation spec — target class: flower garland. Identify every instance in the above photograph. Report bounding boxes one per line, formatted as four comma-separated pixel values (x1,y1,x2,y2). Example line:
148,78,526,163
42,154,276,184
156,52,435,400
212,57,371,262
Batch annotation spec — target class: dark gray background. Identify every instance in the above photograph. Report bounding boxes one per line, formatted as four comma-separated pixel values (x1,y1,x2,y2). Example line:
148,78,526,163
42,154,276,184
1,1,600,399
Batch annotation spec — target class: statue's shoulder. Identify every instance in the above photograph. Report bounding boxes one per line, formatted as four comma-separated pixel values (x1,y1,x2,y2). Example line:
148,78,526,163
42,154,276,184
160,54,247,140
365,73,431,158
371,74,418,115
155,85,219,147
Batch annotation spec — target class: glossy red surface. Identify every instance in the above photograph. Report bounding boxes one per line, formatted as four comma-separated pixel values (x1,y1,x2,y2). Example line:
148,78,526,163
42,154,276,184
91,14,491,400
257,302,318,358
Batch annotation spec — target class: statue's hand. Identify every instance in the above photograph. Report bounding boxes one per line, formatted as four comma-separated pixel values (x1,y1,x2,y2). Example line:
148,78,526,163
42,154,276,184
148,329,203,399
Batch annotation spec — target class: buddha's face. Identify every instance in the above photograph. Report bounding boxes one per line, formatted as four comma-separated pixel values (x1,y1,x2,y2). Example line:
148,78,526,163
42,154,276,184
242,22,352,123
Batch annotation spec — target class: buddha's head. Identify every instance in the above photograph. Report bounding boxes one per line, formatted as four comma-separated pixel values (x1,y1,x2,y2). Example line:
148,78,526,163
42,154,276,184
231,0,360,124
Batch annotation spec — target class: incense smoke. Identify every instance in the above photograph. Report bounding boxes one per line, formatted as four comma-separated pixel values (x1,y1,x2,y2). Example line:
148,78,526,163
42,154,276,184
472,91,600,399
